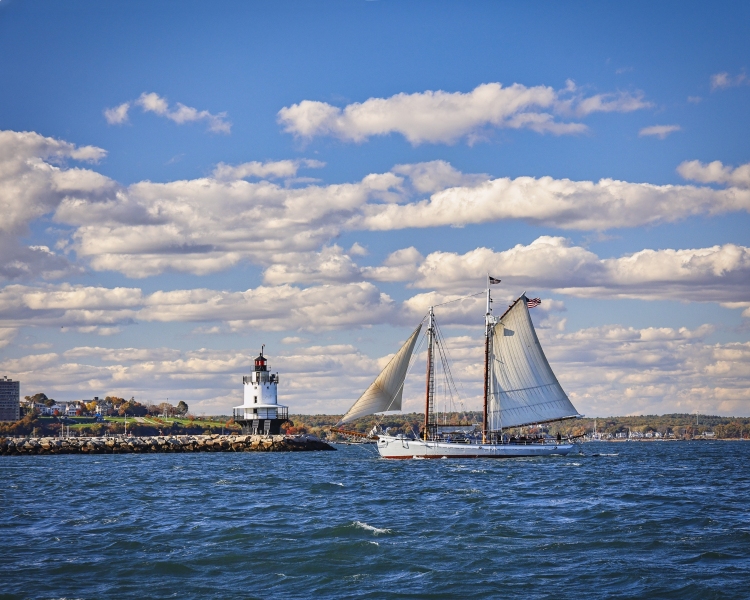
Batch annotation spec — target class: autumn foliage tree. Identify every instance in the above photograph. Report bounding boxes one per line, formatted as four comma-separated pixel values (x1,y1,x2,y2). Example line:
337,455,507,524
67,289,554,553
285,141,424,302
118,399,148,417
24,393,55,407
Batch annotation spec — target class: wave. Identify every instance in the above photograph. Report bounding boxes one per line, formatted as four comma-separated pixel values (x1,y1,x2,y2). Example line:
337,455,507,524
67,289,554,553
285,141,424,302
353,521,391,535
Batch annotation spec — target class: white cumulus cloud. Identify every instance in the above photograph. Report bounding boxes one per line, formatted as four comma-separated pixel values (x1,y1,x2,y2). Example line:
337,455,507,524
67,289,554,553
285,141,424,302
103,102,130,125
367,236,750,304
355,173,750,232
262,246,363,286
0,282,400,333
639,124,681,139
138,282,398,332
0,130,110,234
392,160,488,194
104,92,231,133
678,159,750,189
55,171,402,277
278,82,651,145
0,130,112,280
212,159,325,181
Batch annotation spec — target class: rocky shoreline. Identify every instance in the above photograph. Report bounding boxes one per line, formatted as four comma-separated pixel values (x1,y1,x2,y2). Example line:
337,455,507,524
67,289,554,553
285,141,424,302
0,433,335,455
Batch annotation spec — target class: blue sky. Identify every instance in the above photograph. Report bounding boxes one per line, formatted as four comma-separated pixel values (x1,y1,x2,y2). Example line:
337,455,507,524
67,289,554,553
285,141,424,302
1,1,748,416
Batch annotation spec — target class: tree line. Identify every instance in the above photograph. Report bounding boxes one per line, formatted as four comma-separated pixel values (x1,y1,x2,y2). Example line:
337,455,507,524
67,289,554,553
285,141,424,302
285,412,750,440
21,393,189,417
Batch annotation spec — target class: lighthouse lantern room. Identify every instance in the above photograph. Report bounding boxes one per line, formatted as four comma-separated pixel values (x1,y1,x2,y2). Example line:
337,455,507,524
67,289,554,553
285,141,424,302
233,346,289,435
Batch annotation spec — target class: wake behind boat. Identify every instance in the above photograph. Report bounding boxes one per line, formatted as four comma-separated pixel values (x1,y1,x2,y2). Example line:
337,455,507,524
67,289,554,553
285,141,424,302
334,277,582,459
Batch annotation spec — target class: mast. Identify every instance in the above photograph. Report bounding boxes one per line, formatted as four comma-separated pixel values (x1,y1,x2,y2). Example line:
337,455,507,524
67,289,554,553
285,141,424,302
482,275,492,443
424,306,434,440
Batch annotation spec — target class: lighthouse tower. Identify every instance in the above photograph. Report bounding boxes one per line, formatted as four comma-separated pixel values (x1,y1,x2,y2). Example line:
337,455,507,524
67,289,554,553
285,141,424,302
232,346,288,435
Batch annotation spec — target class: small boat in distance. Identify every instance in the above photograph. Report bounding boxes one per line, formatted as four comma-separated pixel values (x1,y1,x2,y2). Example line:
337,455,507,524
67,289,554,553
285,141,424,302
334,277,582,459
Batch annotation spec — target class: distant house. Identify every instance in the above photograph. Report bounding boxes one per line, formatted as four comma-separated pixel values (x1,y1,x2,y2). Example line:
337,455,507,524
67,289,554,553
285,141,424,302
33,403,54,416
61,402,80,416
95,399,115,416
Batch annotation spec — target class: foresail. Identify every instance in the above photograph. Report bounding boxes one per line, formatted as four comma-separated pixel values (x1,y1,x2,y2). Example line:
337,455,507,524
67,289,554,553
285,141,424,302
338,324,422,425
488,296,580,430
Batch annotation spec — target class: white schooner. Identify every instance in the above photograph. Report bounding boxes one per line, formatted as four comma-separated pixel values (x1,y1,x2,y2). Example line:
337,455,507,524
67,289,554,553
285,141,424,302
335,278,582,459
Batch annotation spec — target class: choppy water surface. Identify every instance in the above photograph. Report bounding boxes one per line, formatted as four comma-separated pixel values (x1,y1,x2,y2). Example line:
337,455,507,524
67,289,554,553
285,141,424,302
2,442,749,599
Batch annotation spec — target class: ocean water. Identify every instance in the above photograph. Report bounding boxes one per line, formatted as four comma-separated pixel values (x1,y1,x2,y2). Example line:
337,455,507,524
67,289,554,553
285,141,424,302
1,441,749,599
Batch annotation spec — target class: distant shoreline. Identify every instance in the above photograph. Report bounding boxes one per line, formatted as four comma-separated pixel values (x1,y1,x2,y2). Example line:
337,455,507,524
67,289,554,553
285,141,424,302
590,437,748,442
4,411,749,442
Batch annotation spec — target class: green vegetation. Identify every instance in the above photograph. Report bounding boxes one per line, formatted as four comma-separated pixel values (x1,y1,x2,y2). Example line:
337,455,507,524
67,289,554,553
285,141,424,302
24,393,56,407
0,414,240,438
285,412,750,440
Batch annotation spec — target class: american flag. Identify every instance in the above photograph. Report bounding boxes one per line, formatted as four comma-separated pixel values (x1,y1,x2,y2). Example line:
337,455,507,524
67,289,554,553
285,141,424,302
526,297,542,308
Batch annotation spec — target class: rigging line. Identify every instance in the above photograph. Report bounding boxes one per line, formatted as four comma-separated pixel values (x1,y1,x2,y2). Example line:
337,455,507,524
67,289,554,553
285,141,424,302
433,319,466,410
433,321,455,422
432,291,485,308
432,318,454,421
433,319,467,415
435,332,458,416
435,312,469,404
431,314,463,426
434,331,454,424
350,439,379,457
433,319,473,425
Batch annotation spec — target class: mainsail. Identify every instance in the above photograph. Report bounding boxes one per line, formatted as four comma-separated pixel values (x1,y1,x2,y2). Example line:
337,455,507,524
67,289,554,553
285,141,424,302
488,295,580,430
338,324,423,425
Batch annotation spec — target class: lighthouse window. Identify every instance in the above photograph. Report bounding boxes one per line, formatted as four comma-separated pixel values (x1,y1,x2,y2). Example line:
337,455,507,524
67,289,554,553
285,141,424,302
254,396,258,403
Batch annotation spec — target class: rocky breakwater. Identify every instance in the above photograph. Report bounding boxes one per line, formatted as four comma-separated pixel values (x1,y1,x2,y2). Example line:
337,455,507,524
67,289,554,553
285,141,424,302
0,433,335,455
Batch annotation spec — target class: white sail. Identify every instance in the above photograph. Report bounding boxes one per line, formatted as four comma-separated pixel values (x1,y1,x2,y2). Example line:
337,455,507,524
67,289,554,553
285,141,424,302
488,295,580,430
338,324,422,425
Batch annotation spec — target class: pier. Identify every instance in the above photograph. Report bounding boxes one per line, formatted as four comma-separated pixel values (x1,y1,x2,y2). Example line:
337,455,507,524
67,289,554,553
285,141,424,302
0,433,335,455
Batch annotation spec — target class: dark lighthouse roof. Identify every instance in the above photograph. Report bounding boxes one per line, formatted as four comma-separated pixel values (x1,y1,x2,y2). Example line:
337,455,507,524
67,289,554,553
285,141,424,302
254,345,268,372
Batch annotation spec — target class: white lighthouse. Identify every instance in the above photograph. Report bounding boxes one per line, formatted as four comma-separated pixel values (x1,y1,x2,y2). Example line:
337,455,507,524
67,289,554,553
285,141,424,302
233,346,289,435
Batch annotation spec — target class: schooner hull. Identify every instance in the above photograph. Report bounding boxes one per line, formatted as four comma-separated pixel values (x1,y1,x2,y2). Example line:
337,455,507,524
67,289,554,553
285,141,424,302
376,435,576,459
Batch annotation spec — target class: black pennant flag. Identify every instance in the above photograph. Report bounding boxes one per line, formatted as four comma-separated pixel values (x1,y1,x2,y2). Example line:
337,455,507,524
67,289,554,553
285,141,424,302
489,276,502,284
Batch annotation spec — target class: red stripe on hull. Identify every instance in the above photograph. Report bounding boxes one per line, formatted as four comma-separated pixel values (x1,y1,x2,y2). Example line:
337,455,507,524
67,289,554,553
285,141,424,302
381,455,514,459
